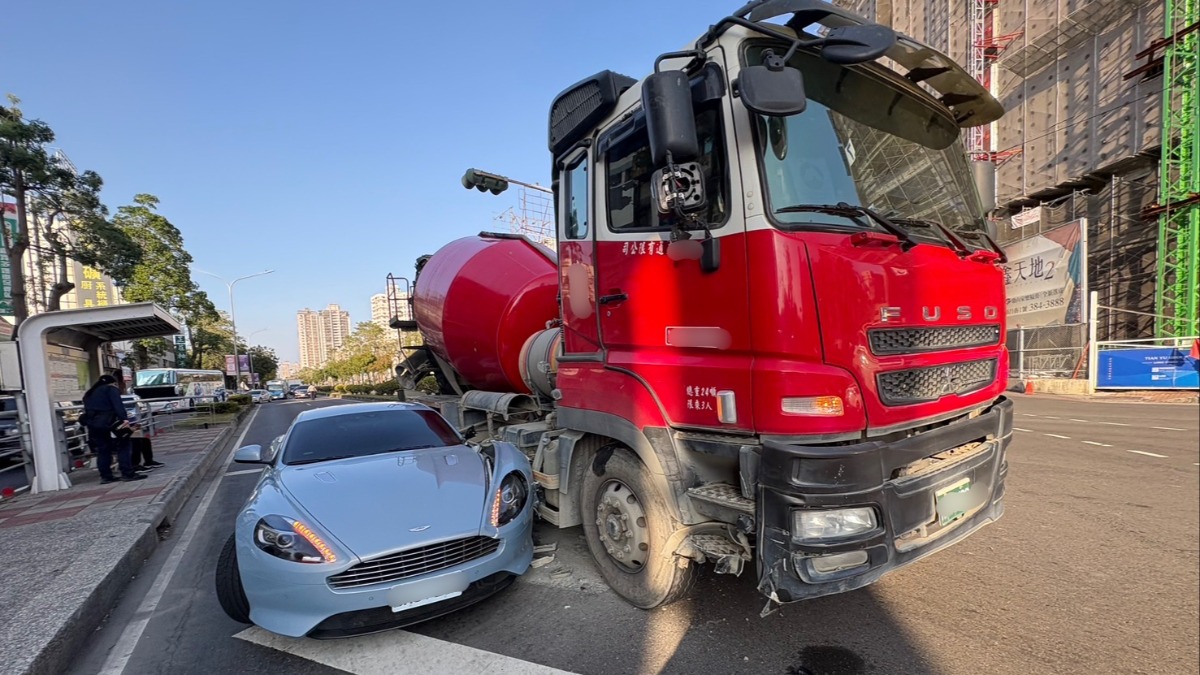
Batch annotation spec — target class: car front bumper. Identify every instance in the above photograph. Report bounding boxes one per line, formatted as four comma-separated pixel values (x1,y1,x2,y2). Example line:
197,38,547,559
755,397,1011,602
238,516,534,638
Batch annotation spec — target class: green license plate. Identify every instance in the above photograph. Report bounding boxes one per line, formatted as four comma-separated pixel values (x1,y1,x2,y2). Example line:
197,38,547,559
935,477,972,527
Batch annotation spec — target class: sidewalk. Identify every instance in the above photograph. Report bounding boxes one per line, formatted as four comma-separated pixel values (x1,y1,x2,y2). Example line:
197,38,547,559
0,425,236,675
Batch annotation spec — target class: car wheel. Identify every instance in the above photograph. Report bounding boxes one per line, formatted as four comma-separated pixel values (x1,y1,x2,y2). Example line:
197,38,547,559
580,445,696,609
215,533,252,624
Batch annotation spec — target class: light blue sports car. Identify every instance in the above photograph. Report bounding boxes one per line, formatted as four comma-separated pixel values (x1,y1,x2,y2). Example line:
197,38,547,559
215,402,534,638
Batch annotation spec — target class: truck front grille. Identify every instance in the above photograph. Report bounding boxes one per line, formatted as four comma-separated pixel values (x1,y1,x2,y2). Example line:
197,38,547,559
327,536,499,589
868,325,1001,356
877,359,997,406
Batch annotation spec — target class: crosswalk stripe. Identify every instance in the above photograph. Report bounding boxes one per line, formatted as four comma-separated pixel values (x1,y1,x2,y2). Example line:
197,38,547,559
236,626,578,674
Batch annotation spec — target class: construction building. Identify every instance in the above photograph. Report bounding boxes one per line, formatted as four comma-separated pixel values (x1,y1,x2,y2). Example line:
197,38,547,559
836,0,1197,377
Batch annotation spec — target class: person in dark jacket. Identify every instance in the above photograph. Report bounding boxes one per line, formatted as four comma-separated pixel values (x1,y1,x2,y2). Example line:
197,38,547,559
82,375,145,483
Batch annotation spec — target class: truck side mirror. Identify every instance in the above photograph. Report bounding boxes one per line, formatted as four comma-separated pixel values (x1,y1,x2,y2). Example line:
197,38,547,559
739,50,807,117
642,70,699,166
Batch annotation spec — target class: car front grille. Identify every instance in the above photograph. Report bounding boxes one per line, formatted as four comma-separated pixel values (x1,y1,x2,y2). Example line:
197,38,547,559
327,536,500,590
868,325,1001,356
877,359,997,406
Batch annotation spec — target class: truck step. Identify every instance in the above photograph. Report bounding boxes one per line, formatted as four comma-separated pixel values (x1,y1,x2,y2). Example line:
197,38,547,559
687,483,754,514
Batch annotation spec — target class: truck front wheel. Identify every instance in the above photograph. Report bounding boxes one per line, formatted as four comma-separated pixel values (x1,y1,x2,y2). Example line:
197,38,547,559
580,445,696,608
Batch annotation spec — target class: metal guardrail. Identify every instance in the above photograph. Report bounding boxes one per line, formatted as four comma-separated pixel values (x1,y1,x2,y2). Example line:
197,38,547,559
0,395,245,500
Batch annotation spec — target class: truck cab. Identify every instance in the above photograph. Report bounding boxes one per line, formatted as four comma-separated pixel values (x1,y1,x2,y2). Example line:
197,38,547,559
404,0,1013,610
543,1,1011,606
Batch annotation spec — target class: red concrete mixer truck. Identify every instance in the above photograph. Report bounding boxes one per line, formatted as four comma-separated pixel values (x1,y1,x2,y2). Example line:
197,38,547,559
395,0,1013,609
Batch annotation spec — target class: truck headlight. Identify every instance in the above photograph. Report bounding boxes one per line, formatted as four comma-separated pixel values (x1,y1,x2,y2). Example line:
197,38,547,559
792,507,877,542
490,472,529,527
253,515,337,563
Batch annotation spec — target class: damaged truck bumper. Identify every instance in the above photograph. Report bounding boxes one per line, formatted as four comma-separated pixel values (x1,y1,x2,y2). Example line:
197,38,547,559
754,397,1012,602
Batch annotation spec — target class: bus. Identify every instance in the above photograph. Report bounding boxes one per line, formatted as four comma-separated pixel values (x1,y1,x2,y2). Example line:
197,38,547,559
132,368,227,411
265,379,289,401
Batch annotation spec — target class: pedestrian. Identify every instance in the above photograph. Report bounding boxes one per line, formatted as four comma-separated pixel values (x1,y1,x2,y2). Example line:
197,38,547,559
131,435,164,471
81,374,145,483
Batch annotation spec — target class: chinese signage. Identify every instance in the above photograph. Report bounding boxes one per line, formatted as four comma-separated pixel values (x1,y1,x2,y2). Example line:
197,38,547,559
72,261,116,309
1097,347,1199,390
1002,219,1086,327
0,204,16,315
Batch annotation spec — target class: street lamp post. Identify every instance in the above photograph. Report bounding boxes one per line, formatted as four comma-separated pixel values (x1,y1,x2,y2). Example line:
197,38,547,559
197,269,273,391
245,328,268,385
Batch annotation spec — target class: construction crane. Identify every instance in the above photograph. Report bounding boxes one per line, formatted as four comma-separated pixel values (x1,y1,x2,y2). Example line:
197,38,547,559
1152,0,1200,338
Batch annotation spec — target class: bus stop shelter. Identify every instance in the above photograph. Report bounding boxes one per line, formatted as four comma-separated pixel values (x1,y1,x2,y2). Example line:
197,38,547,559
16,303,181,493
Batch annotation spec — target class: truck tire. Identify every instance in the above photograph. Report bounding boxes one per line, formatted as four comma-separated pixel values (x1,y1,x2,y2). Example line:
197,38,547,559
215,533,251,624
580,445,696,608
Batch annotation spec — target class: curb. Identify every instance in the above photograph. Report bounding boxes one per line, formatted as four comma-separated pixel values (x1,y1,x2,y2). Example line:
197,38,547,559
21,413,250,675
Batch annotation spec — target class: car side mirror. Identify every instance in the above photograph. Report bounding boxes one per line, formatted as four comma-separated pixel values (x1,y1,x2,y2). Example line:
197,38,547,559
819,24,896,65
739,50,807,117
642,70,700,166
233,444,266,464
460,426,477,441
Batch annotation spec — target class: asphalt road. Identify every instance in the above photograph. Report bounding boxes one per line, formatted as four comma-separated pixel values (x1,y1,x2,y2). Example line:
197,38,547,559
70,394,1199,675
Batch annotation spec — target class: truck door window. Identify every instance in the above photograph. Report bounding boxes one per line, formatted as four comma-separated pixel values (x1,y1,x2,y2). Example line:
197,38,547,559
565,157,589,240
605,105,727,232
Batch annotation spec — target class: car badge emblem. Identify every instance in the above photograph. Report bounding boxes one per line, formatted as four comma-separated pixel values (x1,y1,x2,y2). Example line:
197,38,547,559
409,525,431,532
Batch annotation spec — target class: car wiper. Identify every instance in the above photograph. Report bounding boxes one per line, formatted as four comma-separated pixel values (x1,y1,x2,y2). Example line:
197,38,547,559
775,203,918,251
289,455,355,466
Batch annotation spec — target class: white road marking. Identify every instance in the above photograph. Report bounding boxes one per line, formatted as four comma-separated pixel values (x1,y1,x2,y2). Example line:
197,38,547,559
1044,433,1071,439
236,626,577,674
100,407,260,675
1069,418,1090,423
1151,426,1188,432
1099,422,1131,427
1127,450,1168,458
1082,441,1112,447
1041,416,1061,420
225,468,263,477
1013,427,1032,432
1022,413,1038,417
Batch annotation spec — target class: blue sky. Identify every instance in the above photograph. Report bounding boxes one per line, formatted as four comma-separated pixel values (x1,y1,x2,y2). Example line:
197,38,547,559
6,0,726,362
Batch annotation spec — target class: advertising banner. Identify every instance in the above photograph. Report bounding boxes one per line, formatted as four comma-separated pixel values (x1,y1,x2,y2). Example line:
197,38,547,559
1097,347,1199,390
1002,219,1086,327
238,354,251,374
225,354,237,374
0,204,16,315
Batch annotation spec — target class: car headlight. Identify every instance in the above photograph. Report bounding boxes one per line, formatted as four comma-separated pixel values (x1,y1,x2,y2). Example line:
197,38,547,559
792,507,877,542
253,515,337,563
490,472,528,527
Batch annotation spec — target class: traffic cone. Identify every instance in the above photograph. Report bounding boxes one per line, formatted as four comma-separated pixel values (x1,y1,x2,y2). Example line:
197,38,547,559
1024,381,1034,395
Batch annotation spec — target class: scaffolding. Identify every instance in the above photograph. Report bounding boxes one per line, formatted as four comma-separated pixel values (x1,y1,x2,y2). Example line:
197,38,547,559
1152,0,1200,338
494,187,555,248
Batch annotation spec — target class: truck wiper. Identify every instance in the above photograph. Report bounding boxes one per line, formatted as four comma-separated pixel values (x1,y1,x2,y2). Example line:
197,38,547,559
888,217,971,257
774,203,918,251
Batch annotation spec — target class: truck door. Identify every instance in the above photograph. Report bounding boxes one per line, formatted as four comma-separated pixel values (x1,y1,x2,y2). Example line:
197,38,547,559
592,81,754,432
558,148,602,359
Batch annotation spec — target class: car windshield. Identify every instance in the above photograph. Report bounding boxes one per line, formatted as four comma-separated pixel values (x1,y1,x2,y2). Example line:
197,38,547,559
282,409,462,465
750,45,984,236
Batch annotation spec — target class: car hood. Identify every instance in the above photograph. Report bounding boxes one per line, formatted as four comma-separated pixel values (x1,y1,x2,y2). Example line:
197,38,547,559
278,445,490,560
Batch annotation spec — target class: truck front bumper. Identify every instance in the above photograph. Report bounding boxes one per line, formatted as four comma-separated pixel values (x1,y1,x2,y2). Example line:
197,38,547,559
755,397,1011,602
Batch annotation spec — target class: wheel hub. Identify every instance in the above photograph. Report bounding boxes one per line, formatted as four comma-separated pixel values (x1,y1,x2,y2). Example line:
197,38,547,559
594,479,649,571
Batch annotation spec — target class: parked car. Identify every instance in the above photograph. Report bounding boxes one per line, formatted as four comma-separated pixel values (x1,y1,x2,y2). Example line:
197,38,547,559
247,390,271,404
214,402,533,638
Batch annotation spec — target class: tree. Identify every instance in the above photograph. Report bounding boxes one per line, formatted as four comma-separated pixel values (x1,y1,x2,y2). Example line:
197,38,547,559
247,345,279,382
30,170,142,311
113,194,206,367
0,95,73,325
187,307,234,370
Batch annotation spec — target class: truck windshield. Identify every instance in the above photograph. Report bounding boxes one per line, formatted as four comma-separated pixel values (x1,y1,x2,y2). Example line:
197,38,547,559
749,45,984,234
